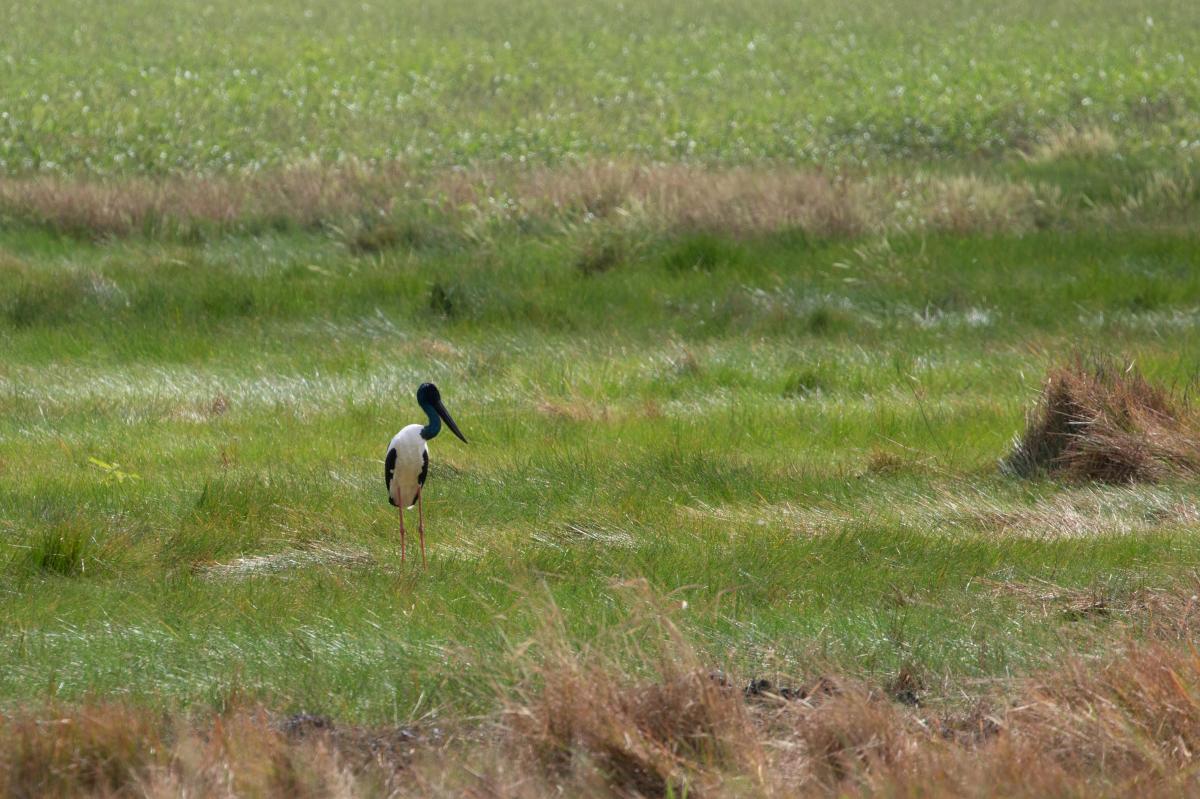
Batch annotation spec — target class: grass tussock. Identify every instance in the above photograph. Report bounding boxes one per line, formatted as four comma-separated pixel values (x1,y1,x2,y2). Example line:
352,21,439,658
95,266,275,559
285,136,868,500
14,526,95,577
1005,358,1200,482
1012,641,1200,785
501,588,765,797
0,703,162,797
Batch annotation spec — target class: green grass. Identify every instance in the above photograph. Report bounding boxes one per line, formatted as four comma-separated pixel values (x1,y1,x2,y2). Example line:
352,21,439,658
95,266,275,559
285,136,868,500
2,0,1200,731
2,0,1199,174
2,224,1199,721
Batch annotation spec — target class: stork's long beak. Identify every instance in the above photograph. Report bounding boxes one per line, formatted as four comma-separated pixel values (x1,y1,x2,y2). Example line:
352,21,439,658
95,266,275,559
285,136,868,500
435,399,468,443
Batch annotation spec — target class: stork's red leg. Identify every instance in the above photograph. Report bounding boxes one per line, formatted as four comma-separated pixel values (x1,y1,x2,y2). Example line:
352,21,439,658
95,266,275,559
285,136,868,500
399,507,407,563
418,491,426,569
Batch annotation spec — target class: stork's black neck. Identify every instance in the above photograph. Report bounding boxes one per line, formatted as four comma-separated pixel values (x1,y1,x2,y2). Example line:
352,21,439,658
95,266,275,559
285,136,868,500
419,400,441,440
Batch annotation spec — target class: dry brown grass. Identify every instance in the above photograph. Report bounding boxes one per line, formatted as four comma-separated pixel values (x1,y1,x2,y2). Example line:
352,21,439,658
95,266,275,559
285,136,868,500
2,651,1200,797
0,703,163,798
12,640,1200,797
1006,640,1200,793
535,398,609,423
0,162,415,239
0,161,1067,242
1005,358,1200,482
496,162,866,237
12,581,1200,797
396,162,1059,238
974,577,1200,636
499,589,766,798
0,703,424,798
1027,125,1119,163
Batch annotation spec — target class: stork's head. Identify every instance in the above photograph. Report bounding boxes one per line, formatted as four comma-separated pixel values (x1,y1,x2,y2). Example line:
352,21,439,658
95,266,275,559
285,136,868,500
416,382,441,406
416,382,468,443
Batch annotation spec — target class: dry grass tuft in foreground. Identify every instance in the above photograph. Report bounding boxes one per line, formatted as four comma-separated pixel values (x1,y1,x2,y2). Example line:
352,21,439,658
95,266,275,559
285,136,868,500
1014,640,1200,784
0,703,420,798
1,703,163,797
1004,357,1200,482
499,589,765,797
9,625,1200,796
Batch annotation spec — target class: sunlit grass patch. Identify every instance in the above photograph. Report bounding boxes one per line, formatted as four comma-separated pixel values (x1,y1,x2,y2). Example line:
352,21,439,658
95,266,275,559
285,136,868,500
1028,126,1120,164
201,545,373,579
679,480,1200,541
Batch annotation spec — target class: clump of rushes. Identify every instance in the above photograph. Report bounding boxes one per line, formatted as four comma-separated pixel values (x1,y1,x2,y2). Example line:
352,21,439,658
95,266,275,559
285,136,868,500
16,526,93,577
1004,356,1200,482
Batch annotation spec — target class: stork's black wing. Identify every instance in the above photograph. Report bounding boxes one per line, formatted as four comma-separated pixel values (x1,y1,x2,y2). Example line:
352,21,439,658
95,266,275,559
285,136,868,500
384,447,398,506
418,449,429,485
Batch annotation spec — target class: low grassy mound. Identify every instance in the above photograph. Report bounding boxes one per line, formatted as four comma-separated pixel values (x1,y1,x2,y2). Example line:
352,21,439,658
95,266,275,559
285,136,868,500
1005,358,1200,482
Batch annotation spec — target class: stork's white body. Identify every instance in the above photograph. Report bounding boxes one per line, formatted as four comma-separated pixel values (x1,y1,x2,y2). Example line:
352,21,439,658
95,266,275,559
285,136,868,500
386,424,428,509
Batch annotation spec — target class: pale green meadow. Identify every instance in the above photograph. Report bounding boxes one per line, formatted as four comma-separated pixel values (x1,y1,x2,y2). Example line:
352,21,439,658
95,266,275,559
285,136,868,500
2,0,1200,794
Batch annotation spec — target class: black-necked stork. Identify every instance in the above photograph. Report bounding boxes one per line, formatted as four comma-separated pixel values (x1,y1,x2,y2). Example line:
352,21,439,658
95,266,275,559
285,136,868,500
384,383,468,567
